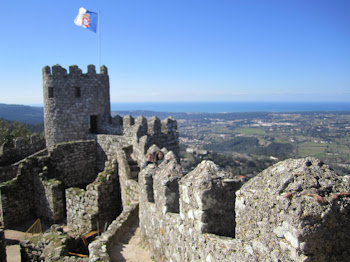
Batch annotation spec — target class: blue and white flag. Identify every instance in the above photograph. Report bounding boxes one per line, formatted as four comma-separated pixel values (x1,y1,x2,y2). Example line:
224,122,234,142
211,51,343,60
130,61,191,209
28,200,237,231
74,7,98,33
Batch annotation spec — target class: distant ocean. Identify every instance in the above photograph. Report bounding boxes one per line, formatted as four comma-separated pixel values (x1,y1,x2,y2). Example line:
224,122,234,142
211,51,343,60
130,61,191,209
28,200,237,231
111,102,350,113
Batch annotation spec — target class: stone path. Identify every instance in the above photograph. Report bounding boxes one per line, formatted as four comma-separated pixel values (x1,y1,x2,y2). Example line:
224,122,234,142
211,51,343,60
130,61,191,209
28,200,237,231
5,229,26,262
4,220,152,262
6,245,20,262
109,219,153,262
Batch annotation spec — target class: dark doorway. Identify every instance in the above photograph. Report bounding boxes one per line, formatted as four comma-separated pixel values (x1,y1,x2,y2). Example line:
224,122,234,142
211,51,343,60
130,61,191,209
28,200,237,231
89,115,98,134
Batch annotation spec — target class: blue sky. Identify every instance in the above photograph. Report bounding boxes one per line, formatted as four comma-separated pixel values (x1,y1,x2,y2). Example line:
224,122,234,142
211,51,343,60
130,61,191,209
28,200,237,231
1,0,349,105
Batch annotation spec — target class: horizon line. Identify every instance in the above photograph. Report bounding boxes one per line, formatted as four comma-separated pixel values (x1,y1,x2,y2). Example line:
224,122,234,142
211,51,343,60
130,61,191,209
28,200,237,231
2,100,350,108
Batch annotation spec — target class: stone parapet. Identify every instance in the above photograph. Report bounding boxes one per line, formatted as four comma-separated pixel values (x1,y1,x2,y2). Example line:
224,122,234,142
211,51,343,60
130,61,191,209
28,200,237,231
0,133,46,166
0,148,48,183
43,65,107,77
139,157,350,262
179,161,239,237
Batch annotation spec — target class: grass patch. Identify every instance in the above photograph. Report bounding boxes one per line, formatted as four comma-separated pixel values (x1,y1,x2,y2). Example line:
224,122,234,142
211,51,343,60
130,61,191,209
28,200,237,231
298,142,327,157
44,179,61,185
235,128,266,135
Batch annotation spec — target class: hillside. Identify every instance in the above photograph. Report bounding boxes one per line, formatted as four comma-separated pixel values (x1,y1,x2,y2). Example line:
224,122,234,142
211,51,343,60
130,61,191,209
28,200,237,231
0,104,44,124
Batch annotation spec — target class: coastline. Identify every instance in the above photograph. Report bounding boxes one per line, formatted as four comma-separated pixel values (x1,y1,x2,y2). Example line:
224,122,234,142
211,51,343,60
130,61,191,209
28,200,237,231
111,101,350,113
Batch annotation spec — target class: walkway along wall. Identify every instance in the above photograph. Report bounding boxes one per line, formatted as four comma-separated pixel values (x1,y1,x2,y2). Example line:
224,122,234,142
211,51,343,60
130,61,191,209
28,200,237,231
139,157,350,262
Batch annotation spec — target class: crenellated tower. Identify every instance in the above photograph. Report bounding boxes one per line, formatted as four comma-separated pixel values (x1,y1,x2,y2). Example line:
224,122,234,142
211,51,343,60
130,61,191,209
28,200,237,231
42,64,110,148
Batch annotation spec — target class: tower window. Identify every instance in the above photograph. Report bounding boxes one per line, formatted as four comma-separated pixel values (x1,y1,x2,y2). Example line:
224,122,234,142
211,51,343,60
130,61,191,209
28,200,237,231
48,87,54,98
74,87,81,97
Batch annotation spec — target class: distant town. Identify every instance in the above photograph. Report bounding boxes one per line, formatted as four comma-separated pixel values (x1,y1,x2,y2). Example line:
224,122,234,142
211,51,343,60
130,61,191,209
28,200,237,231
176,111,350,179
1,103,350,180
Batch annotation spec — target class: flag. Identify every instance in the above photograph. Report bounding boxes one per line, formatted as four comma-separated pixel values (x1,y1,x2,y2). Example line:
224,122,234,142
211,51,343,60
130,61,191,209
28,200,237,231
74,7,98,33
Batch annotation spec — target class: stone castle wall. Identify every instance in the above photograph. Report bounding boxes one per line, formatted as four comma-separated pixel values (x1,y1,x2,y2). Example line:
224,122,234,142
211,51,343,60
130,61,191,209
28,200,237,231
95,115,179,208
47,140,97,188
89,203,139,262
0,140,99,227
95,115,178,164
42,65,110,148
0,115,179,235
66,160,121,234
4,63,349,261
0,227,6,262
34,178,64,223
139,157,350,262
0,161,36,226
0,164,19,183
145,116,179,159
0,149,48,183
0,64,183,259
0,133,46,166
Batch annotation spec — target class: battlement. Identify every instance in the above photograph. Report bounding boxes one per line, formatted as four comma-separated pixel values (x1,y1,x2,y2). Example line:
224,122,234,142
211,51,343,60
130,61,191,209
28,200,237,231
4,64,350,261
110,115,178,137
42,64,108,77
139,157,350,262
95,115,179,208
120,115,179,160
0,133,46,167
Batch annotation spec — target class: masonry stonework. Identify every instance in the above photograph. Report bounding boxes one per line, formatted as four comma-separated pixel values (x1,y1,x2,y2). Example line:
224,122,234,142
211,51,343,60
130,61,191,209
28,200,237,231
0,134,46,166
2,65,349,262
66,159,121,234
0,227,6,262
1,65,181,260
139,157,350,262
42,65,110,148
0,140,100,227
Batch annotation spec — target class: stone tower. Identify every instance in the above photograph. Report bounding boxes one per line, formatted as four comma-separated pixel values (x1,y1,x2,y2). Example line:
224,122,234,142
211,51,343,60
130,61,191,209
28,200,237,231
42,65,111,148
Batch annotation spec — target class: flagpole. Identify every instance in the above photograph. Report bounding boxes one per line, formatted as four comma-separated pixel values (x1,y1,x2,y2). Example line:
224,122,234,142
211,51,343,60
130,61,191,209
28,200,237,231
98,11,101,69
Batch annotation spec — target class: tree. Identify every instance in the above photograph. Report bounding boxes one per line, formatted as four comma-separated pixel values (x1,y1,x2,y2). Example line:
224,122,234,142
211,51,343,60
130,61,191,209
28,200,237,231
0,119,32,146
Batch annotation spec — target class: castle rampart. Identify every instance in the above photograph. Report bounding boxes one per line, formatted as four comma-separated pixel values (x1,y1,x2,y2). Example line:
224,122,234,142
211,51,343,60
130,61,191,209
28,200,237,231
95,115,179,209
0,133,46,166
3,64,350,262
138,157,350,262
0,64,184,260
2,64,349,262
